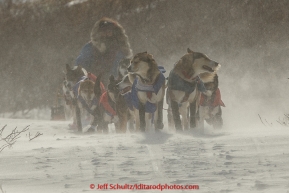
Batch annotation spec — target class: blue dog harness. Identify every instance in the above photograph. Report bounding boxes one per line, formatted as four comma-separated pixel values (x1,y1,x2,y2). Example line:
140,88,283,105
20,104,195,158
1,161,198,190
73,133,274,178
122,92,134,111
130,66,166,113
168,70,206,93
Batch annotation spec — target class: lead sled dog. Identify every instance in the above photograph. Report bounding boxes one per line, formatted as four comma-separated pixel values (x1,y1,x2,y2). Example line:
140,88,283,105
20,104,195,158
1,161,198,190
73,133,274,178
167,48,221,132
127,52,166,132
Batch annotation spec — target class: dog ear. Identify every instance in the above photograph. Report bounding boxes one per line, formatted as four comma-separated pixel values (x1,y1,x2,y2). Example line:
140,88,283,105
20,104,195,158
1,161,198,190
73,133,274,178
147,53,154,60
187,48,194,53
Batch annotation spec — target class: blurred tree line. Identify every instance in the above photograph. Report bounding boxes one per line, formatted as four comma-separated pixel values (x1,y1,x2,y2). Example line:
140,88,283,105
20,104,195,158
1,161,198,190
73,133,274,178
0,0,288,114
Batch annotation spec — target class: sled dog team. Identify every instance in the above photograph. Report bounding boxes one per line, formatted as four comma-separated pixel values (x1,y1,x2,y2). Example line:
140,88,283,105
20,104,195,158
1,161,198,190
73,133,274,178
63,48,225,133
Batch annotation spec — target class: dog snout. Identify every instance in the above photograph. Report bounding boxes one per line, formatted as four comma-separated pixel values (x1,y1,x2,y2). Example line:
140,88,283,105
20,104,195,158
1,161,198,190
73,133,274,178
210,60,219,67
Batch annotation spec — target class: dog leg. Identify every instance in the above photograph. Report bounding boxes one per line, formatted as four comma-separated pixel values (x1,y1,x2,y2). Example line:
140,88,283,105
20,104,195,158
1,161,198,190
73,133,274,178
118,111,128,133
167,103,175,130
85,108,102,133
170,100,182,130
69,105,77,130
139,103,146,132
127,110,135,132
74,100,82,132
179,105,189,130
155,99,164,131
114,116,126,133
189,101,197,129
128,119,134,132
134,109,140,132
198,106,205,132
145,113,152,132
98,120,109,134
212,106,223,129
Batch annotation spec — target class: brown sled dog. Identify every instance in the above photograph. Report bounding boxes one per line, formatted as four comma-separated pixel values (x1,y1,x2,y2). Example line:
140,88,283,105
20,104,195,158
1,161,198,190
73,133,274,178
197,72,225,130
127,52,166,132
167,48,221,131
116,74,137,132
63,64,105,132
94,75,135,133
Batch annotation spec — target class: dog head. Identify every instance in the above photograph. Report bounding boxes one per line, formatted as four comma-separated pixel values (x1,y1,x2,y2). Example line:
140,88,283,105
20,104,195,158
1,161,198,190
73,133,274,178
78,80,95,104
65,64,87,83
117,74,132,95
127,52,159,84
117,58,131,79
175,48,220,79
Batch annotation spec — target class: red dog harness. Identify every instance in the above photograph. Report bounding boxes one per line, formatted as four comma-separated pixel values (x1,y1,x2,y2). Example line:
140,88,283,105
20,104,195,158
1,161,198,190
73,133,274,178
99,92,117,117
87,72,106,93
199,88,225,107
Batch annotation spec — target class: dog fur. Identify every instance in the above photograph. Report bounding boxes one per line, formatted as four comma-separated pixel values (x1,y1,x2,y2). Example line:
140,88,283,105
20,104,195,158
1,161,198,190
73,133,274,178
197,72,224,129
64,64,104,132
108,75,135,133
63,64,86,131
77,79,99,132
62,78,74,120
167,48,221,132
93,75,120,133
116,74,137,132
117,58,131,80
127,52,165,132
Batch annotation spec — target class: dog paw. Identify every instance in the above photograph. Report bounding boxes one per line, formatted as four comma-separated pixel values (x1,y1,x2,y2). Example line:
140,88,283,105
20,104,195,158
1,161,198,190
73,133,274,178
87,126,96,133
112,116,119,123
68,123,77,130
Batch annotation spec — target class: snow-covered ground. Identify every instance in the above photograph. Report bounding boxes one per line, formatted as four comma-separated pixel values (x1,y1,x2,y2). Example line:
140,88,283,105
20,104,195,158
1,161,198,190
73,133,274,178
1,104,289,193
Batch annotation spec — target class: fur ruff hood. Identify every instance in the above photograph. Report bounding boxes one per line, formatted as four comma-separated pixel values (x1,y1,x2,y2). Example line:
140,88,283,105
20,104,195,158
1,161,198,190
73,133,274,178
90,17,133,58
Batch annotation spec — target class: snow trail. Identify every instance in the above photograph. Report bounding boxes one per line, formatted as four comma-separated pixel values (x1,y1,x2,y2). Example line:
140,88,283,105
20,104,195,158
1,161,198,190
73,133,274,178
1,118,289,192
